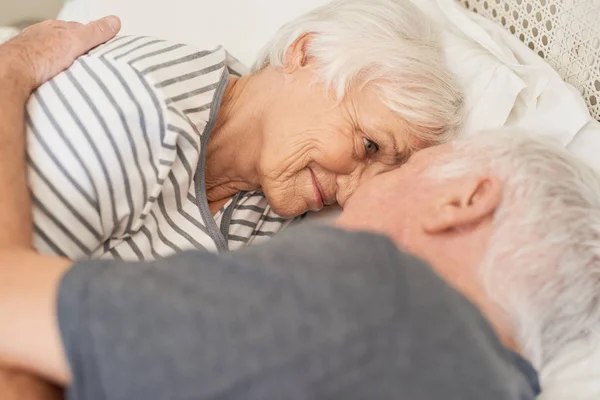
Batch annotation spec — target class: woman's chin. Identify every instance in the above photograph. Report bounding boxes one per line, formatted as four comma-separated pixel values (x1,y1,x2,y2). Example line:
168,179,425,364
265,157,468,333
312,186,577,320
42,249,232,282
268,202,301,219
269,200,319,218
308,202,324,213
304,196,325,213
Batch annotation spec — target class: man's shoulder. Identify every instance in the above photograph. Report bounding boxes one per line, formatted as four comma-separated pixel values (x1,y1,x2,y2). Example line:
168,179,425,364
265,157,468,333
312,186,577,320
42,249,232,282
62,225,538,399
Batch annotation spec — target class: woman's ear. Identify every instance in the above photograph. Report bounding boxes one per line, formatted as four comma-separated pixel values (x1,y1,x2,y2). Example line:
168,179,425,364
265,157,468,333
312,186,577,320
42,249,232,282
283,33,312,72
422,175,503,234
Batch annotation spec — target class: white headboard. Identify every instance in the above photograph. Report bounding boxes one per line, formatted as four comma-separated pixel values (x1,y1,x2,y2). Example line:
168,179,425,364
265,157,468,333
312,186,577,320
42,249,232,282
458,0,600,120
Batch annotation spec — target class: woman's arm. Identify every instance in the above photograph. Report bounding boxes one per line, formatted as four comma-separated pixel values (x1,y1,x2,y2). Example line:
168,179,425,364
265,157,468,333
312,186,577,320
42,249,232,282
0,17,121,397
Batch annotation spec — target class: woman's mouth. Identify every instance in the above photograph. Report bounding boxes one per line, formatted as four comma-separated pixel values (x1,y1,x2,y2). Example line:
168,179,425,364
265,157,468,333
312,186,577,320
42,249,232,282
309,168,325,210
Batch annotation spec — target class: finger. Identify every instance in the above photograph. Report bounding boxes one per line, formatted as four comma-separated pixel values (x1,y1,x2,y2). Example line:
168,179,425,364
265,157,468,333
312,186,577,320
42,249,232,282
78,15,121,53
65,21,84,28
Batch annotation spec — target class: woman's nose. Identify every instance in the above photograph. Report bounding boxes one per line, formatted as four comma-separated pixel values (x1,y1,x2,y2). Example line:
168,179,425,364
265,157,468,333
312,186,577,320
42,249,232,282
335,174,358,207
336,163,392,205
336,169,371,207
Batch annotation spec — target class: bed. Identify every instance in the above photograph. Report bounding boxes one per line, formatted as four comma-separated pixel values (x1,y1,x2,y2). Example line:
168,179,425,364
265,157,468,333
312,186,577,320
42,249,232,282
29,0,600,397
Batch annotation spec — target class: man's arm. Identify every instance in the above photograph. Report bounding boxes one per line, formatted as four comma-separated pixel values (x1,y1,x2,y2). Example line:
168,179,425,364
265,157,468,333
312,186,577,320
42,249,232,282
0,367,62,400
0,47,34,247
0,17,121,248
0,36,66,400
0,225,536,399
0,17,121,397
0,251,72,383
0,225,404,393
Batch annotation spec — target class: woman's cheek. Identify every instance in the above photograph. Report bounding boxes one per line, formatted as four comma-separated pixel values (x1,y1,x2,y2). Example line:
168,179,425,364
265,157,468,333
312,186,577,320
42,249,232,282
261,136,311,180
316,135,358,174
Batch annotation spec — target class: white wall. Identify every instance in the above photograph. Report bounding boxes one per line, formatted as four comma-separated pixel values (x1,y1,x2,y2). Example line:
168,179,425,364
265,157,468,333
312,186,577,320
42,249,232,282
0,0,64,26
76,0,332,66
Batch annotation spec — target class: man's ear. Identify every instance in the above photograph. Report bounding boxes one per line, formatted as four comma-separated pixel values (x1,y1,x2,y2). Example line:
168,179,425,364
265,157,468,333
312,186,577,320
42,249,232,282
422,175,503,234
283,33,312,73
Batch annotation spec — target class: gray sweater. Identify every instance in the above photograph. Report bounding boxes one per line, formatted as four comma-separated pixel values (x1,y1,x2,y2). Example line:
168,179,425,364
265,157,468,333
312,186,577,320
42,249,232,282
58,225,539,399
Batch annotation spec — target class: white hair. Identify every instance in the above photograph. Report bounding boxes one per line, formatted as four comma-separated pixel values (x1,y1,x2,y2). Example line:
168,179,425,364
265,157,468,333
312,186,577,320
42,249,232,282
253,0,465,148
429,130,600,370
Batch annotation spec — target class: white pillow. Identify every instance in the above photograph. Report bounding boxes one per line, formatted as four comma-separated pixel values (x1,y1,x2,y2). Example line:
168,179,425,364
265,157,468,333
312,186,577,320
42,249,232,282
0,27,19,44
457,0,600,122
415,0,592,147
538,332,600,399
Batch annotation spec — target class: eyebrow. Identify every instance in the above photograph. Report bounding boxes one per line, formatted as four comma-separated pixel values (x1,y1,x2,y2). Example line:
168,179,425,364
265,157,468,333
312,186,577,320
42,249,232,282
384,131,412,165
396,149,412,165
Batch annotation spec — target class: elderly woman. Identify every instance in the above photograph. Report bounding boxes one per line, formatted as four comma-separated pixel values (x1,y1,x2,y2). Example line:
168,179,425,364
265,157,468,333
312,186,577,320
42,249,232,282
15,0,463,261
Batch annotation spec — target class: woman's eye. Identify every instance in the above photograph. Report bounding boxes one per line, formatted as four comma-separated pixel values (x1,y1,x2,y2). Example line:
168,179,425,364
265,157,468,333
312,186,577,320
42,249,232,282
363,137,379,154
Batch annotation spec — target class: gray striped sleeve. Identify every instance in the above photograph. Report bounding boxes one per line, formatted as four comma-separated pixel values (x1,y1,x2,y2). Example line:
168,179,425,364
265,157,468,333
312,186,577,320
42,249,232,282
68,62,138,234
99,56,159,179
147,211,182,253
29,36,237,260
61,71,121,231
32,194,92,256
32,91,101,207
97,36,147,58
129,44,186,66
86,35,130,56
113,39,164,61
167,123,199,149
166,82,219,104
34,224,68,257
26,114,97,209
155,62,225,88
166,172,210,235
28,156,102,241
141,50,212,75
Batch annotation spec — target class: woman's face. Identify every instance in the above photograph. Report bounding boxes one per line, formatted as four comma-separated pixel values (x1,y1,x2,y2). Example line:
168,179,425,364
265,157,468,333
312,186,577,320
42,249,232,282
259,67,419,218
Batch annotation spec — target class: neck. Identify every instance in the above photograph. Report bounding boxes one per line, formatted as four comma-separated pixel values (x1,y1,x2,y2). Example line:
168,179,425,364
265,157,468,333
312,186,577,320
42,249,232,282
205,74,265,202
462,277,520,353
427,232,521,356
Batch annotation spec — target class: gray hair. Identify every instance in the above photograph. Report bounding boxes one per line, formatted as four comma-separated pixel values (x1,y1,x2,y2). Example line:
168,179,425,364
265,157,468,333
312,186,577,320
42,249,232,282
429,130,600,370
253,0,465,148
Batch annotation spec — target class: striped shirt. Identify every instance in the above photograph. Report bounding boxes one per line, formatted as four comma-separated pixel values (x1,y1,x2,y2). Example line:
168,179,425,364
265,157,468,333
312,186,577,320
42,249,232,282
26,36,293,261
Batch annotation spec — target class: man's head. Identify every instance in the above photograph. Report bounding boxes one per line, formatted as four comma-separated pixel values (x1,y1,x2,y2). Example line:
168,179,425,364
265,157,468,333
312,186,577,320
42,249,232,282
337,130,600,369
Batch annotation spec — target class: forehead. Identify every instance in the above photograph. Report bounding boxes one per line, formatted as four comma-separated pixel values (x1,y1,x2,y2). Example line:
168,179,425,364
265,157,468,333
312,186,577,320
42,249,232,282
349,86,441,162
385,142,454,180
351,89,405,134
410,143,454,166
350,87,408,137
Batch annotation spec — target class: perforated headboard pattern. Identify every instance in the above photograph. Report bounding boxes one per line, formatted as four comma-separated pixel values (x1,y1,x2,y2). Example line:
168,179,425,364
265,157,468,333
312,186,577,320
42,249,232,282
457,0,600,120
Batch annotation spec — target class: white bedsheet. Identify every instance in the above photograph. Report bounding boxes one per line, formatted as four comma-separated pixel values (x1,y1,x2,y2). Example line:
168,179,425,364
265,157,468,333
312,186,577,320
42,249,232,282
61,0,600,397
420,0,594,146
0,27,19,44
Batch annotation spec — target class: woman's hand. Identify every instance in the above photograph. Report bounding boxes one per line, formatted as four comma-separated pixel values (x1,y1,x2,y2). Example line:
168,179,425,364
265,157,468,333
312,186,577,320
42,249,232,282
0,16,121,95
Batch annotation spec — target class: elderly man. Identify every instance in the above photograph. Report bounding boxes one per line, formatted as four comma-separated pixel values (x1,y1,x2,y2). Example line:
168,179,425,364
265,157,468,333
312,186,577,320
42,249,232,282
14,130,600,400
1,14,599,400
